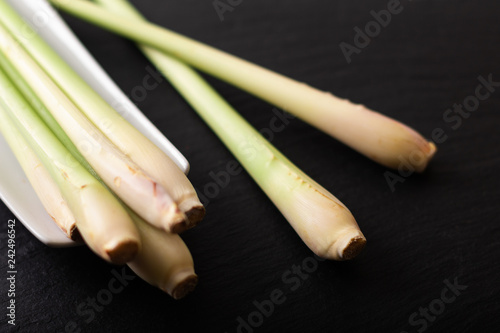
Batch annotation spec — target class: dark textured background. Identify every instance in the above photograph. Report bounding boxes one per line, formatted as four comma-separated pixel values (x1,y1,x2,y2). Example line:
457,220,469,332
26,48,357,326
1,0,500,332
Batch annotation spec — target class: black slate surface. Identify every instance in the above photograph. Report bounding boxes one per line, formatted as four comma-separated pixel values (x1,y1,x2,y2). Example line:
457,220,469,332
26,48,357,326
1,0,500,332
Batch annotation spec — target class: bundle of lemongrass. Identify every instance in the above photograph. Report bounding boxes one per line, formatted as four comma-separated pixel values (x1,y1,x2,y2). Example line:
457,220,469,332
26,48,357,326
0,0,437,298
0,0,204,299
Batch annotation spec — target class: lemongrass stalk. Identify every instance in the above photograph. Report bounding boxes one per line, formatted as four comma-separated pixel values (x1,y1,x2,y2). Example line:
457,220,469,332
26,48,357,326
0,22,188,233
0,0,205,227
95,0,365,260
127,211,198,299
0,69,140,264
0,102,79,240
49,0,436,173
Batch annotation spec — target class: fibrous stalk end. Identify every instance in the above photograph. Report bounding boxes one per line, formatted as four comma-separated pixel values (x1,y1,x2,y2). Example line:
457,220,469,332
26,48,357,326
164,271,198,300
184,205,206,229
326,230,366,261
340,236,367,261
163,205,189,233
414,141,437,173
104,238,140,265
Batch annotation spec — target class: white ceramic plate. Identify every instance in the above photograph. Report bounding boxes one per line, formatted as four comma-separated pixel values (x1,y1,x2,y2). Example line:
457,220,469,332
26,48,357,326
0,0,188,247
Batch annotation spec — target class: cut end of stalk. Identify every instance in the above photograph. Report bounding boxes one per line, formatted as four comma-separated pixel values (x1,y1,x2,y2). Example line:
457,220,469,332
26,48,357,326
50,214,80,241
326,230,366,261
414,141,437,173
104,239,140,265
170,220,189,234
163,271,199,300
163,205,189,233
184,205,206,229
69,225,83,242
340,236,367,261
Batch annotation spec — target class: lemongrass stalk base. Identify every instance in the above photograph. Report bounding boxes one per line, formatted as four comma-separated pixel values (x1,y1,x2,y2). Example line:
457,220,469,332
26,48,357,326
127,212,198,298
335,234,367,261
183,205,206,229
168,271,199,300
103,239,140,265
